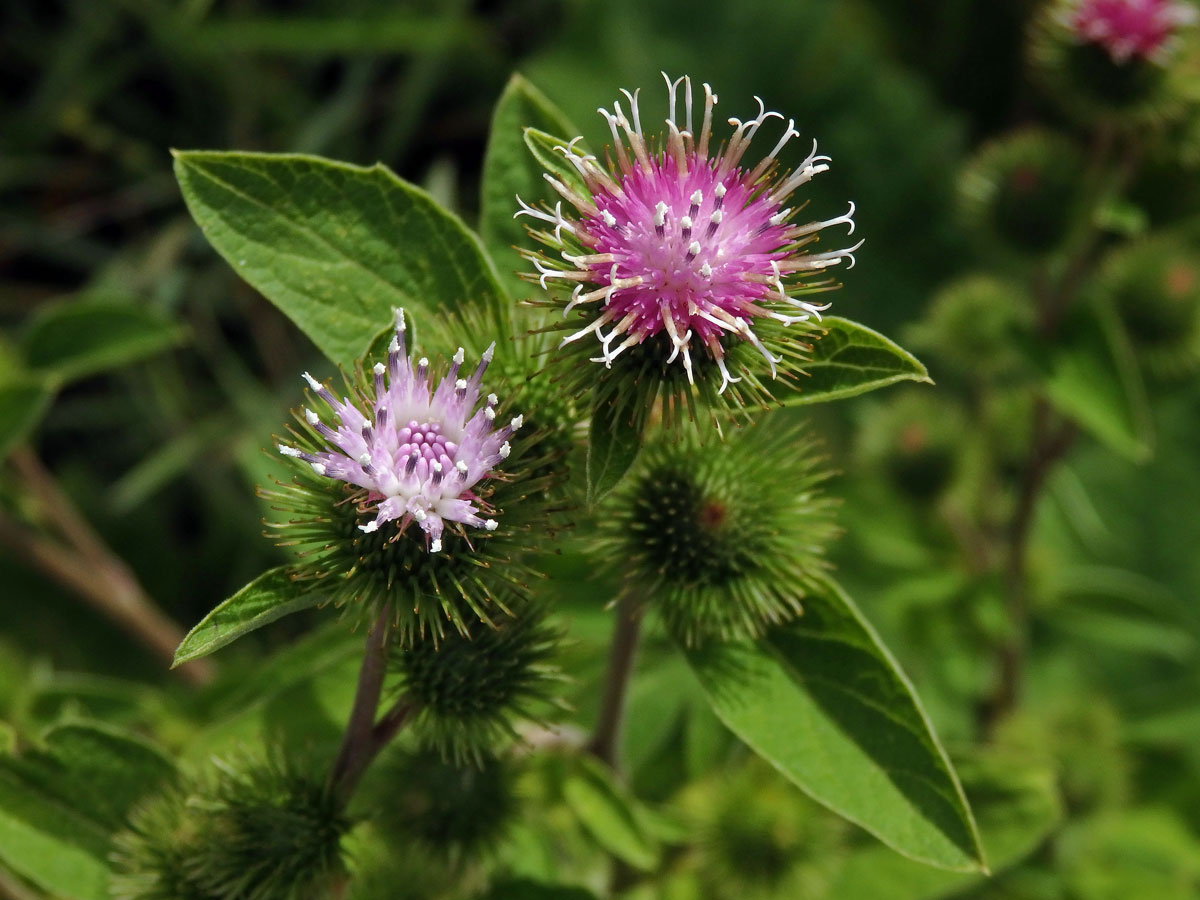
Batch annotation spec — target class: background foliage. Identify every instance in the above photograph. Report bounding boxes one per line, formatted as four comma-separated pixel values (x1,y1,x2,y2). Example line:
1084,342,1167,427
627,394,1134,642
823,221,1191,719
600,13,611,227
2,0,1200,897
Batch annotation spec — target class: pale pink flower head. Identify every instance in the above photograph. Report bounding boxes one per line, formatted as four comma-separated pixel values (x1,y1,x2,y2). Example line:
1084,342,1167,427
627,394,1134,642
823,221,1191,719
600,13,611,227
278,309,522,553
1068,0,1197,63
517,74,860,406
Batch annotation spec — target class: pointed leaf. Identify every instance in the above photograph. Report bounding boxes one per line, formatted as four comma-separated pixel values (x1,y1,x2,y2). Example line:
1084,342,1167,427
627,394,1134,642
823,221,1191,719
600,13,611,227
586,397,643,505
173,150,508,367
173,566,324,666
824,754,1061,899
22,299,185,384
682,575,985,872
779,317,931,405
561,756,659,871
1043,300,1153,461
0,376,53,460
481,75,579,298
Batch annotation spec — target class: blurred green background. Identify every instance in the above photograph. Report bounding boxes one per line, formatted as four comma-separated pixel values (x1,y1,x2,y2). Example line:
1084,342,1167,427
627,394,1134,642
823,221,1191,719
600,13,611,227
3,0,1200,896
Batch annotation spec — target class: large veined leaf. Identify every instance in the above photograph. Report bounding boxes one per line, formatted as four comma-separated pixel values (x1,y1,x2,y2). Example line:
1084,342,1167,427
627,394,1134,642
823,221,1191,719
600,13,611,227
173,566,324,666
682,575,985,871
779,317,931,405
560,756,660,871
174,150,508,367
481,74,579,299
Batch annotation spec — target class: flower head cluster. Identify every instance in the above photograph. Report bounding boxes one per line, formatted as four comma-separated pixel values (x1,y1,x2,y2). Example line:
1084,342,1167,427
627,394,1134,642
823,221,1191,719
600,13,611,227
1066,0,1197,63
278,309,523,554
518,74,859,415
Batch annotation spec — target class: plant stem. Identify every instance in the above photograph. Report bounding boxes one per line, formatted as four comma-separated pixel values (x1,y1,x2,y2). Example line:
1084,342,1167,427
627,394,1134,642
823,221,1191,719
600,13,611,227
979,400,1076,733
327,607,408,806
586,592,643,771
0,448,212,686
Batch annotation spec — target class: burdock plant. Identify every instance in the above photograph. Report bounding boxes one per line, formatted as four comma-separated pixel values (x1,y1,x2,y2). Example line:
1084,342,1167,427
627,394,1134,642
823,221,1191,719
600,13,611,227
101,69,989,900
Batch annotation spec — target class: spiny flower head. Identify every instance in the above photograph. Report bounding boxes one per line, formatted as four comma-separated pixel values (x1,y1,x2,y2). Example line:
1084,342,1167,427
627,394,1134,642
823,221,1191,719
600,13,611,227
268,310,559,643
277,309,523,554
1066,0,1197,63
518,74,859,422
599,421,839,645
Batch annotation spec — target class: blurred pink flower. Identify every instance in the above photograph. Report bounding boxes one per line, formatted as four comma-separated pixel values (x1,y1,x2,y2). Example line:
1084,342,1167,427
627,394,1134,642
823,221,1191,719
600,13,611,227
1068,0,1197,62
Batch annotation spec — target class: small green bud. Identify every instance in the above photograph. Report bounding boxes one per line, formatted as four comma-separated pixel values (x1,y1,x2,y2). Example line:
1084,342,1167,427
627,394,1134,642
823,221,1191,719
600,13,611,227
908,275,1036,381
599,422,838,645
857,391,965,503
391,602,564,762
368,748,516,859
1095,236,1200,378
959,130,1085,258
112,755,348,900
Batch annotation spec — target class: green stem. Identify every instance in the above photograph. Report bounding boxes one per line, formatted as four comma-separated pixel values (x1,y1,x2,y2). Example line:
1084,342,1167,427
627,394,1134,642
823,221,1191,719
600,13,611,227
586,592,643,771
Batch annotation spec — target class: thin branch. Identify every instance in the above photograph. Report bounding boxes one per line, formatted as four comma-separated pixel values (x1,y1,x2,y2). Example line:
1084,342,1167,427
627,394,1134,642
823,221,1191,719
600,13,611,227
4,447,211,684
586,591,644,771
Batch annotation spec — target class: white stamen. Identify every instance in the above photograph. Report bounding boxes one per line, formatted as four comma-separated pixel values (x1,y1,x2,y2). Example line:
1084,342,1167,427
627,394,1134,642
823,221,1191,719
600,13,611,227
484,519,498,531
394,307,406,331
456,460,469,474
511,414,524,431
304,409,319,425
359,520,379,533
453,348,465,365
372,362,385,376
357,452,372,466
278,444,302,457
455,378,467,391
601,209,617,227
310,462,326,475
413,508,427,522
654,201,668,228
430,538,442,552
301,372,322,391
499,441,511,459
700,262,713,278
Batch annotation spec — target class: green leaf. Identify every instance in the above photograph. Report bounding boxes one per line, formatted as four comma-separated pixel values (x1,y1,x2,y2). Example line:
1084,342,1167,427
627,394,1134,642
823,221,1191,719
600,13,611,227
1043,300,1153,461
560,756,659,871
481,75,579,299
0,376,53,460
173,150,508,367
586,397,644,505
173,566,324,666
0,771,110,900
823,754,1061,899
682,575,985,872
523,128,589,198
21,299,185,384
0,722,176,900
780,317,931,406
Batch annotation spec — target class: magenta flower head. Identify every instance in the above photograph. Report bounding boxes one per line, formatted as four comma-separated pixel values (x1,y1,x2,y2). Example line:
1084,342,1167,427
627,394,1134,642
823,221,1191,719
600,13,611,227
517,74,860,424
269,310,554,643
278,309,522,553
1066,0,1197,63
